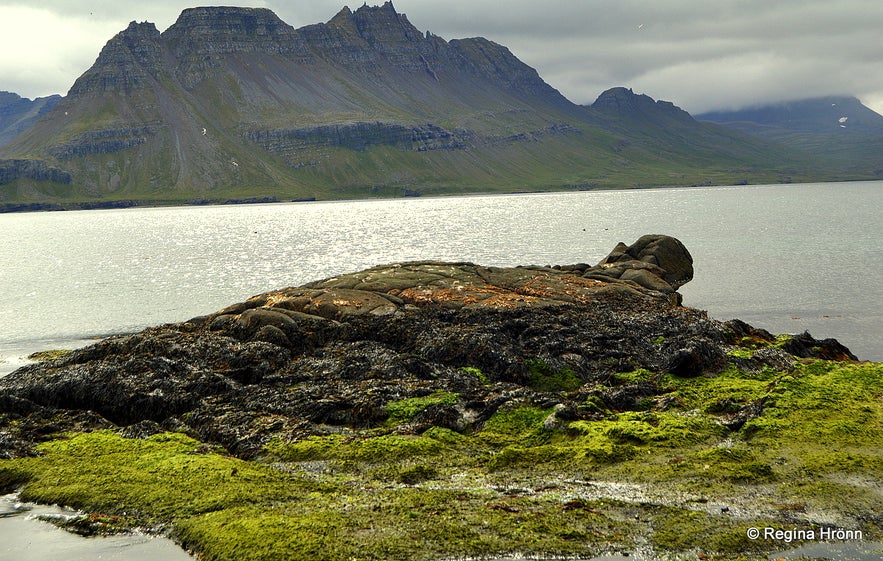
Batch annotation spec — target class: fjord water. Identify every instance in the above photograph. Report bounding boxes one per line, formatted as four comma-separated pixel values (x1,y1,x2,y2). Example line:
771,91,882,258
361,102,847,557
1,181,881,377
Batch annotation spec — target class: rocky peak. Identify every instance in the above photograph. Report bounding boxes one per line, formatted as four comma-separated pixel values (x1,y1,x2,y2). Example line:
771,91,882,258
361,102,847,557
162,7,300,56
349,1,423,45
68,21,163,95
592,87,694,122
0,91,25,106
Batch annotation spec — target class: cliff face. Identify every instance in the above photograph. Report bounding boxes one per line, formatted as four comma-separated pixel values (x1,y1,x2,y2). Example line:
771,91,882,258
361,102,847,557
69,22,165,95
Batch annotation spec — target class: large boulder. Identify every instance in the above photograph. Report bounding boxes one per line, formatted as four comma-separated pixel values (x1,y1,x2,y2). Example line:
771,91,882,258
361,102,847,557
584,234,694,294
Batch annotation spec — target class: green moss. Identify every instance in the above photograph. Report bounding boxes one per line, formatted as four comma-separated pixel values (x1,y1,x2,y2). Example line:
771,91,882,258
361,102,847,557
176,489,633,561
2,359,882,560
525,358,583,392
3,431,318,519
650,505,771,553
613,368,655,384
368,462,440,484
384,391,459,426
265,432,447,464
580,394,610,414
26,349,74,362
690,446,776,482
728,347,755,359
480,405,552,439
570,411,723,447
459,366,489,385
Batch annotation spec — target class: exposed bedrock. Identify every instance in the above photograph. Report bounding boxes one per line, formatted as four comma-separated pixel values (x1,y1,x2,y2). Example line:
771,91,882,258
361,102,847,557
0,236,854,458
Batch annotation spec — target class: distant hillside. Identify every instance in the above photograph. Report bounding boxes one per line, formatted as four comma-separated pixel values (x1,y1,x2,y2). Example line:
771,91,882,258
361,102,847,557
0,3,861,210
698,97,883,176
0,92,61,147
587,88,815,181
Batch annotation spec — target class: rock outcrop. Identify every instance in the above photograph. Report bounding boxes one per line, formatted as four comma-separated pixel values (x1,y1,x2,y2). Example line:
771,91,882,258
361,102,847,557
68,21,165,95
245,122,470,156
0,236,855,459
0,159,72,186
583,234,694,296
592,87,696,125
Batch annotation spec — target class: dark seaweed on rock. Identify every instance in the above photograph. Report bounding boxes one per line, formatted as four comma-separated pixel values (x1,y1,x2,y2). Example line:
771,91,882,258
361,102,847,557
0,235,855,459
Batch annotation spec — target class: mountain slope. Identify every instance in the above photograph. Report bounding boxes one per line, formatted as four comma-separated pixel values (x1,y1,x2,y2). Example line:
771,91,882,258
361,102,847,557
698,96,883,135
698,97,883,176
0,3,856,208
0,92,61,148
587,88,821,184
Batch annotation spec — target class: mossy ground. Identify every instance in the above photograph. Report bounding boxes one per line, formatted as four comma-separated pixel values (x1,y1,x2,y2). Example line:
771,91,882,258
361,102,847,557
1,360,881,561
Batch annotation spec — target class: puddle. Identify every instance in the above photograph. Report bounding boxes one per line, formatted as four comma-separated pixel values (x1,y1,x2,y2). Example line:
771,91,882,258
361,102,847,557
0,493,193,561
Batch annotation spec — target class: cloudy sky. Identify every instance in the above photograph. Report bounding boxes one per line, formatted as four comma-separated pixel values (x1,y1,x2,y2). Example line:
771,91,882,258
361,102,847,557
1,0,882,114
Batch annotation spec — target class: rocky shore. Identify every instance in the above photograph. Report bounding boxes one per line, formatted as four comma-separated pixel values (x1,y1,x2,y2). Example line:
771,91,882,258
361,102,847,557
0,235,877,561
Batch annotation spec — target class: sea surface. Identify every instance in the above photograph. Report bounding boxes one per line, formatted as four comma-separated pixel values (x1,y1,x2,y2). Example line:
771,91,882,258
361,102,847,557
1,181,881,374
0,181,882,558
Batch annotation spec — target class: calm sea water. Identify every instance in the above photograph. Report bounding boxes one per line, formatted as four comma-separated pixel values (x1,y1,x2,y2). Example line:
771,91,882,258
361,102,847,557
1,181,881,375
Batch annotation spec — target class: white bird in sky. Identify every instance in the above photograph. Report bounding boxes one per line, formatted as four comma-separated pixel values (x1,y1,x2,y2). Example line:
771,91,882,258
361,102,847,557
202,128,207,136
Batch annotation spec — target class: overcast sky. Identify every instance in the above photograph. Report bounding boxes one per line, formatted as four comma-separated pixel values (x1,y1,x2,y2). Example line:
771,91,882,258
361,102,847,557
1,0,882,115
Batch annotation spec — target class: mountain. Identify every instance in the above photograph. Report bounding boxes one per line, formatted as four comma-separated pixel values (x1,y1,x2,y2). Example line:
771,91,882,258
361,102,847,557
0,92,61,147
0,3,855,209
698,97,883,176
698,96,883,135
587,87,819,182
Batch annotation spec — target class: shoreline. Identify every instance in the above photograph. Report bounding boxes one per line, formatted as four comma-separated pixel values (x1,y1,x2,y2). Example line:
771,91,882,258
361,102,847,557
0,336,112,378
2,179,880,215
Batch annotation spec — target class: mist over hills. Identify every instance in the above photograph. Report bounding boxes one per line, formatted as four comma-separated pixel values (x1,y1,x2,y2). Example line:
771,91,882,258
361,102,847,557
0,3,876,210
699,96,883,136
698,96,883,176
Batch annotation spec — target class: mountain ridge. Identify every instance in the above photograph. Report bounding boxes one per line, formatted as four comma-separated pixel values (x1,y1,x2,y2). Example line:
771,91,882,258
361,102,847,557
0,3,864,209
0,92,62,148
698,96,883,175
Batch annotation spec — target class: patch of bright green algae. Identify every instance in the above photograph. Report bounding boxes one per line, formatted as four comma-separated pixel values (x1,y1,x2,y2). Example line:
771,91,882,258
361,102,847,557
1,360,882,560
384,391,459,425
26,349,74,362
0,432,319,521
